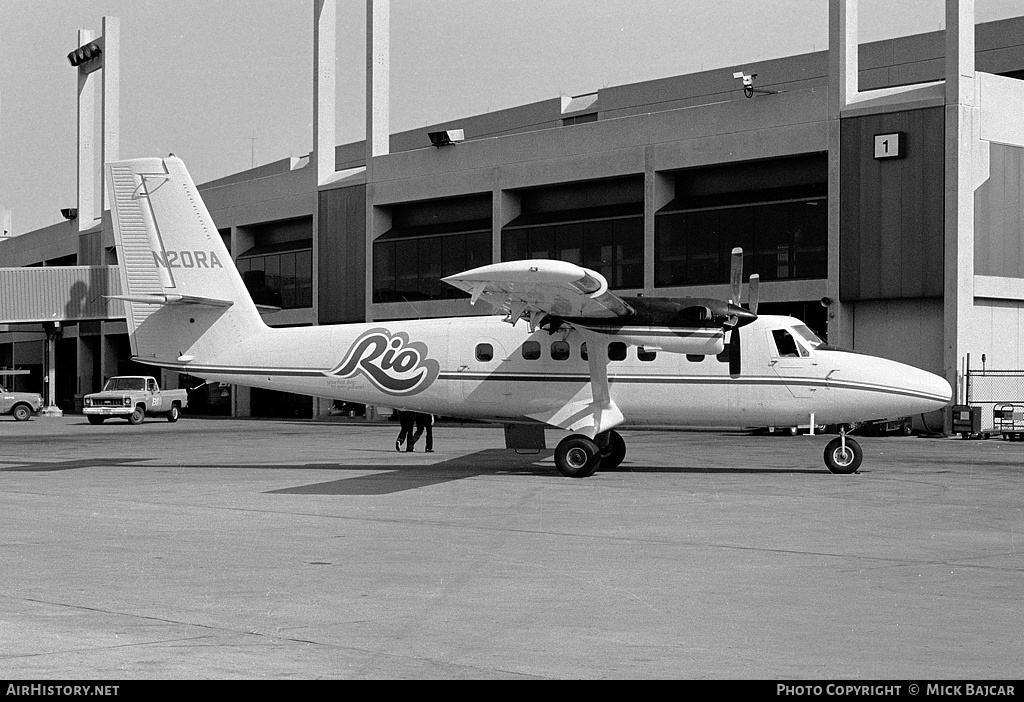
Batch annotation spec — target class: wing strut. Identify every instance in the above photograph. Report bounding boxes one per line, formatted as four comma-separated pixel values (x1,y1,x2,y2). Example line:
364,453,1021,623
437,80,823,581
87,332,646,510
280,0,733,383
525,331,624,439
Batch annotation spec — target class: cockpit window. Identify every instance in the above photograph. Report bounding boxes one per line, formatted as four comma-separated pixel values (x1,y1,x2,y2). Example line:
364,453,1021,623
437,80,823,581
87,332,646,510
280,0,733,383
790,324,824,350
772,329,808,358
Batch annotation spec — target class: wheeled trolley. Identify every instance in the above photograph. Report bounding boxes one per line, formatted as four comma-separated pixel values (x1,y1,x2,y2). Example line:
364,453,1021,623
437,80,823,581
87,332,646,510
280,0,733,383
993,404,1024,441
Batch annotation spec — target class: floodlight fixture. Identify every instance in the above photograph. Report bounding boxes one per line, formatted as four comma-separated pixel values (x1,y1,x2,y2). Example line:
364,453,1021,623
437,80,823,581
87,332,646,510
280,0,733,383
67,41,103,67
60,208,78,220
428,129,465,147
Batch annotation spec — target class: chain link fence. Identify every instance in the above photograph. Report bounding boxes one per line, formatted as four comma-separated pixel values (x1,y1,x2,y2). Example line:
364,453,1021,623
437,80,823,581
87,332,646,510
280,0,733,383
967,370,1024,404
964,370,1024,434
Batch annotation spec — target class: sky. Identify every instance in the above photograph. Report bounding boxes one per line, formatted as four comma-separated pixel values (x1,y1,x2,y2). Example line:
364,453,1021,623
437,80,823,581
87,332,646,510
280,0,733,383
1,0,1023,236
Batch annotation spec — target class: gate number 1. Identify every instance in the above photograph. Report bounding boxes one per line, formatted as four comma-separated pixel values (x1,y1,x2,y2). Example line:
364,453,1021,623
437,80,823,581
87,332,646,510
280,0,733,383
874,132,905,160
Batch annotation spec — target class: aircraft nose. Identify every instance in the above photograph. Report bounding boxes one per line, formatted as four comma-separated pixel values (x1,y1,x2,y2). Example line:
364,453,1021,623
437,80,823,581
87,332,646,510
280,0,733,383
903,364,953,411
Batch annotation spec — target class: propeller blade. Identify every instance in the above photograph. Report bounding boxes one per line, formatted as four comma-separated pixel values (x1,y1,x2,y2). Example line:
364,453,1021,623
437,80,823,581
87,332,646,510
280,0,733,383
729,247,743,304
748,273,760,315
728,328,741,376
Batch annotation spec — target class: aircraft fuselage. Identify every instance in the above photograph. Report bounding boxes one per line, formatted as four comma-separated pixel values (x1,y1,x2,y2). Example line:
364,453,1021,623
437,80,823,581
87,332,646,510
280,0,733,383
165,314,949,430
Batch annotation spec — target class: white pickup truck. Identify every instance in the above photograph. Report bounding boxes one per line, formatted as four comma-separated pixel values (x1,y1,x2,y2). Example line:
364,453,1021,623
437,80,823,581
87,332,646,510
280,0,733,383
1,384,44,421
83,376,188,425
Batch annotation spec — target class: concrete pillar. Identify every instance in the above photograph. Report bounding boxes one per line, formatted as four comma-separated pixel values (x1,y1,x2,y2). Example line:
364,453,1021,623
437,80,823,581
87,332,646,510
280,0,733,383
76,29,97,232
366,0,390,162
41,326,63,417
364,0,391,324
645,157,674,296
101,17,119,215
0,87,8,240
313,0,336,187
230,225,255,417
943,0,979,417
826,0,859,347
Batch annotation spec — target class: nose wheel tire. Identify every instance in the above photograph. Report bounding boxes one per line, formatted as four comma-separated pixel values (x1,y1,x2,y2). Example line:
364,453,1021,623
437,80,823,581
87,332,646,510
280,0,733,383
555,435,602,478
823,436,862,474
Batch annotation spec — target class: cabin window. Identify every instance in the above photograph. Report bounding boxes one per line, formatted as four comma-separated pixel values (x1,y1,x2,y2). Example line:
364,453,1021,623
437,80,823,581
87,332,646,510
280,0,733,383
609,342,627,361
580,343,588,361
550,341,571,361
686,354,704,363
638,347,657,362
521,341,541,360
476,343,494,362
772,329,806,358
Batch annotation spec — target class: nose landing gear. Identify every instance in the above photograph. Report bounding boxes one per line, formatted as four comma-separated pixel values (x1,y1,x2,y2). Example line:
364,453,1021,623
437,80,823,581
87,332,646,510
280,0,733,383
823,428,862,474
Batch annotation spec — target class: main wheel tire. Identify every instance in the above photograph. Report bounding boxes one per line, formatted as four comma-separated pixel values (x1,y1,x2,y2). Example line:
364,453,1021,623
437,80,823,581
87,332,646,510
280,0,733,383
167,405,180,423
555,435,601,478
11,404,31,421
598,430,627,470
127,407,145,425
87,416,105,425
823,437,863,474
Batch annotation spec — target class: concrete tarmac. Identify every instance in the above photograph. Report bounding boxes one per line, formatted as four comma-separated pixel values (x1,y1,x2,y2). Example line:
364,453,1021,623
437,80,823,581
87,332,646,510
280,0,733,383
0,416,1021,680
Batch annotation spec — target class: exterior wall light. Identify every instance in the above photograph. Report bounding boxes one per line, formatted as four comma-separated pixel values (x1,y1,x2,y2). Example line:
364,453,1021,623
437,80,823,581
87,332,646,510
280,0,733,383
428,129,465,147
67,42,103,67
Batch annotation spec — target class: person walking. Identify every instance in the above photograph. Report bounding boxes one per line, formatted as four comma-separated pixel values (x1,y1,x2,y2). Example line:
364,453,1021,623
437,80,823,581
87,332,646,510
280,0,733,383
396,410,415,451
412,412,434,453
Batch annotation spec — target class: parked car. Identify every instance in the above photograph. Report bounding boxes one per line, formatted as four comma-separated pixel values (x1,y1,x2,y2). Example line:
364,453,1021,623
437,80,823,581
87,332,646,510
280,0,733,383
1,384,44,421
83,376,188,425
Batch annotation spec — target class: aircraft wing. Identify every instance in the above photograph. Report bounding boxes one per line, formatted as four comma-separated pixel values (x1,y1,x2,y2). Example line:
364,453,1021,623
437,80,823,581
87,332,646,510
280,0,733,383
441,260,633,324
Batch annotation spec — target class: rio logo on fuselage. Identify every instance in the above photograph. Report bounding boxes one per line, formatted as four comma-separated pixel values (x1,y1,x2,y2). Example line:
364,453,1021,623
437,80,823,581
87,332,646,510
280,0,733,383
326,328,440,396
153,251,224,269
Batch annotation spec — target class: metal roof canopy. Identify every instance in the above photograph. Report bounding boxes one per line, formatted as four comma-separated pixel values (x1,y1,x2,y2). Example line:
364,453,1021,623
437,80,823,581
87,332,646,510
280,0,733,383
0,266,124,324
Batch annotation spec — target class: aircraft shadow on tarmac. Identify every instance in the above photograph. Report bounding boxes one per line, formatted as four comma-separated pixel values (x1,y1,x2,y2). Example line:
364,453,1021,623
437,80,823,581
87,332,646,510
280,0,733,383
1,451,829,493
266,451,829,495
0,457,152,472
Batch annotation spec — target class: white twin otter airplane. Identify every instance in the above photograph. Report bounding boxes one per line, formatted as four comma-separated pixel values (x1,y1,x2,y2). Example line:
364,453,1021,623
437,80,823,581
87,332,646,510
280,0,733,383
106,156,951,477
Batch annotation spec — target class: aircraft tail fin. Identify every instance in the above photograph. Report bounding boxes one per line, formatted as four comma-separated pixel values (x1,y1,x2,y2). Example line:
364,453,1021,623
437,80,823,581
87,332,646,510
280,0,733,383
106,156,266,367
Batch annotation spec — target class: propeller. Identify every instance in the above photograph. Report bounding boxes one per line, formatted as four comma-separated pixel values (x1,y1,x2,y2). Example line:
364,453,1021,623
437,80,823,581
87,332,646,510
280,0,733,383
727,249,759,376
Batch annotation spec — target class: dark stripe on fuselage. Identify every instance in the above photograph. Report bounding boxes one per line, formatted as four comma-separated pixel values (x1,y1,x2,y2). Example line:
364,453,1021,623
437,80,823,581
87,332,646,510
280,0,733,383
139,362,947,405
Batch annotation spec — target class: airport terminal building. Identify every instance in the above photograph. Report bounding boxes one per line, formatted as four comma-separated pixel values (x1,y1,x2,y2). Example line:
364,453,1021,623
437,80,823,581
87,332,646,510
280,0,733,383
2,0,1023,425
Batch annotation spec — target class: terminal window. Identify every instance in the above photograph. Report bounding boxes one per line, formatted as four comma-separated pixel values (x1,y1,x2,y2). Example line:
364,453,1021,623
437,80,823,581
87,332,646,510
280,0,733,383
655,199,826,287
373,230,491,303
655,154,828,288
502,217,643,289
236,246,312,309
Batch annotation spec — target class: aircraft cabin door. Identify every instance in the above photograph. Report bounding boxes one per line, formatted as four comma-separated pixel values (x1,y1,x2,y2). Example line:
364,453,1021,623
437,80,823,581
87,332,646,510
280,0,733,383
767,327,821,400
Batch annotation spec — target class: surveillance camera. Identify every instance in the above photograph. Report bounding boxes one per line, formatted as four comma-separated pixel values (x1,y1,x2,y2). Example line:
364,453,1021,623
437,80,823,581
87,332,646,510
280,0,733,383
733,71,755,87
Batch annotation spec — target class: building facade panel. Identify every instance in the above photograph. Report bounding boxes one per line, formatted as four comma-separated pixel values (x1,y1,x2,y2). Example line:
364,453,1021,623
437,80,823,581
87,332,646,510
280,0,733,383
840,107,945,301
318,184,366,324
975,142,1024,278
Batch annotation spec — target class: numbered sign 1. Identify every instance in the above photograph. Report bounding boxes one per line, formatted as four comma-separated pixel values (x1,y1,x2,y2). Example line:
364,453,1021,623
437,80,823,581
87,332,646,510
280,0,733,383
873,132,905,160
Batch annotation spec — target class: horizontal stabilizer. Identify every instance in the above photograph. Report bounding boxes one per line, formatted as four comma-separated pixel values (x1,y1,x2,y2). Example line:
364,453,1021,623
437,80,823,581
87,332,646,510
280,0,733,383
105,294,234,308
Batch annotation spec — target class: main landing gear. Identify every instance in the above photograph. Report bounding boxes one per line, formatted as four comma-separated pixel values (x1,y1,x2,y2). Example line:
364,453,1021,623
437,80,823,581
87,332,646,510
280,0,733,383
554,430,626,478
